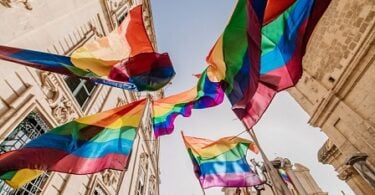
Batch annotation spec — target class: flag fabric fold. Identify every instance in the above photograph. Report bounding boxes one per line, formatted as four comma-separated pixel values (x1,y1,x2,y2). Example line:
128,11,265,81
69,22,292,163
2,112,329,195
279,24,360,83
0,98,146,179
206,0,260,110
152,69,224,137
0,5,175,91
237,0,331,129
182,133,262,189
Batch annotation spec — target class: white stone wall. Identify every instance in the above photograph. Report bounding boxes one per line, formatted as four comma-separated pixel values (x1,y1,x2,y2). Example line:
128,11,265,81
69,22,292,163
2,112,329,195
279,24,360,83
0,0,161,194
288,0,375,194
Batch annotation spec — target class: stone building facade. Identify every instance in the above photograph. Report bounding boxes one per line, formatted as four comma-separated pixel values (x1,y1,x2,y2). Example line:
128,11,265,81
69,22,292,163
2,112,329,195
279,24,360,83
287,0,375,194
0,0,161,195
222,158,327,195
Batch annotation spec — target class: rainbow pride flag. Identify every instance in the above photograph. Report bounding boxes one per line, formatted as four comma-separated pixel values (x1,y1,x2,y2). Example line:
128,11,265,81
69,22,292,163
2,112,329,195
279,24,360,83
240,0,331,129
182,133,262,189
0,5,175,91
0,98,146,181
207,0,330,129
152,69,224,137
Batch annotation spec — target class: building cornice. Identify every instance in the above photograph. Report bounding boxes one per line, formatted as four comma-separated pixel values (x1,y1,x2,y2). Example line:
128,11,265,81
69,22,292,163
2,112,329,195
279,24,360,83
318,140,341,164
0,0,32,10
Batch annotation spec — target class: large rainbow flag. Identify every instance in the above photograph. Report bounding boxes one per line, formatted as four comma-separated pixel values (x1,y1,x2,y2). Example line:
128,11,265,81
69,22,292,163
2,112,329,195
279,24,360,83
239,0,331,129
182,133,262,189
152,69,224,137
0,5,175,91
0,98,146,188
207,0,331,128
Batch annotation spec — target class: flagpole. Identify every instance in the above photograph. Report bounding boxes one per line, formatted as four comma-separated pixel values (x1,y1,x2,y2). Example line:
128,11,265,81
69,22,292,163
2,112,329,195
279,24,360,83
201,187,206,195
244,125,292,195
117,97,150,195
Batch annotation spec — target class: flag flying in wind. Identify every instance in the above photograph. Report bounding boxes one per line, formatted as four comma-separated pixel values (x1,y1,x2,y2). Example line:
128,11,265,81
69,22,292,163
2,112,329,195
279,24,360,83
0,98,146,183
207,0,330,129
182,133,262,189
152,69,224,137
0,5,175,91
238,0,331,129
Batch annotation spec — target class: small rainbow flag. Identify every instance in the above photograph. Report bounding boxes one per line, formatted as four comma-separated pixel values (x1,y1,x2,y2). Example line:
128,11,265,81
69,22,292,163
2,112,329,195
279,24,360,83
182,133,262,189
152,69,224,137
278,169,300,195
0,5,175,91
0,98,146,184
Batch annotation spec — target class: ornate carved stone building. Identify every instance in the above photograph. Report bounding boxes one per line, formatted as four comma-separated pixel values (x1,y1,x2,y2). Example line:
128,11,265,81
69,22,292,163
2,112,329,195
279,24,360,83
288,0,375,194
0,0,161,194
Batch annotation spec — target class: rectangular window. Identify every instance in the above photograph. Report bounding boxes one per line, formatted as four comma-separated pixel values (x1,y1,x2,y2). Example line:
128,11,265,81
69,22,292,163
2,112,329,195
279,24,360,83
0,113,51,195
64,77,96,107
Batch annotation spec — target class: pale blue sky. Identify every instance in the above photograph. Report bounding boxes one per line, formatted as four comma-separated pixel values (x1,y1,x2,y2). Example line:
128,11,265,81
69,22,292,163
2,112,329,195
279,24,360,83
151,0,354,194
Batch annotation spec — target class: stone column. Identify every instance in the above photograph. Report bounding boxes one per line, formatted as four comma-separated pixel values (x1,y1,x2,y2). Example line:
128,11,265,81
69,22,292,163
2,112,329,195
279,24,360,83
346,153,375,189
337,165,375,195
283,162,308,195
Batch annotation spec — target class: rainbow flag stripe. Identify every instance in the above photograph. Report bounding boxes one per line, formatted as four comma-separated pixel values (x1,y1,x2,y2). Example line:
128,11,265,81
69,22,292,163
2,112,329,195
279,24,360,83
182,134,262,189
279,169,293,184
278,169,300,195
152,69,224,137
0,5,175,91
0,99,146,177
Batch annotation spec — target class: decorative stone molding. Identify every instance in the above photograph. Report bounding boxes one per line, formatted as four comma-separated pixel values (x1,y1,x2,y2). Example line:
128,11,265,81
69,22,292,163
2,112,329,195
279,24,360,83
40,72,77,124
0,0,32,10
51,97,76,124
318,140,341,164
101,169,119,186
140,152,149,161
107,0,127,12
337,165,355,181
116,97,128,106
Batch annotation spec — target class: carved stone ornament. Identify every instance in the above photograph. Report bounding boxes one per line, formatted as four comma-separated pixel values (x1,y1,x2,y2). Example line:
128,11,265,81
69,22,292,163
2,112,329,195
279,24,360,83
338,165,355,181
40,72,77,124
108,0,127,12
0,0,32,10
116,97,127,107
51,97,77,124
318,140,340,164
101,169,119,186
